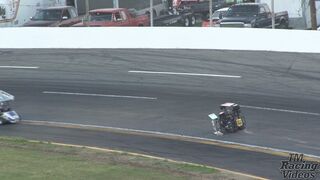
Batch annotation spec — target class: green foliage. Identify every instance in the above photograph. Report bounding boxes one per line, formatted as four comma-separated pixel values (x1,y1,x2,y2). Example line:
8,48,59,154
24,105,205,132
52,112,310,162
0,137,220,180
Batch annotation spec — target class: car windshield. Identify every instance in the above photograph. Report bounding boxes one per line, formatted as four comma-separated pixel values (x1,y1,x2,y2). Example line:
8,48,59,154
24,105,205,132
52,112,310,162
225,5,259,17
32,9,62,21
89,12,113,22
212,10,227,19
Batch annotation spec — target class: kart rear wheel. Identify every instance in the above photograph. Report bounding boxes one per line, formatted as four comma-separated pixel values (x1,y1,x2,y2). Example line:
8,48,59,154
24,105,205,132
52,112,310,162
238,116,246,130
219,126,226,134
229,124,237,133
225,121,236,133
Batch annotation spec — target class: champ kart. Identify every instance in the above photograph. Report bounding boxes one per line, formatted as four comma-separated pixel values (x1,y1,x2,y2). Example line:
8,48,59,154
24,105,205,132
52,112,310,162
0,90,21,125
209,102,246,134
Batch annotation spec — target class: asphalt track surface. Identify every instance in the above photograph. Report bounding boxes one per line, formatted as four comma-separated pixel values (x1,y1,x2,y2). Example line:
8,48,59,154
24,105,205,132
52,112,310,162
0,123,284,179
0,49,320,178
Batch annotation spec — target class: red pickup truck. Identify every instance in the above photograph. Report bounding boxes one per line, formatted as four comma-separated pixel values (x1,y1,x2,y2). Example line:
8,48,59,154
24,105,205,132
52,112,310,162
73,8,149,27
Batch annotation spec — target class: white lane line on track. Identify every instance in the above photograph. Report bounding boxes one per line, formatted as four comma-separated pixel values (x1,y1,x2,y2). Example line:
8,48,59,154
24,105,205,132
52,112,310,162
0,66,39,69
128,70,242,78
42,91,157,100
241,105,320,116
23,120,320,160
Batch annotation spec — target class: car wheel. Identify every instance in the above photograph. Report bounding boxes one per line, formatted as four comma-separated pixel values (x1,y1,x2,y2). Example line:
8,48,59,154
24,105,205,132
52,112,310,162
278,20,288,29
184,17,190,27
190,16,196,26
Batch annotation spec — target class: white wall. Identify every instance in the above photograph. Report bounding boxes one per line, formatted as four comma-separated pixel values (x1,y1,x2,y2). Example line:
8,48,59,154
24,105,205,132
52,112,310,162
0,27,319,53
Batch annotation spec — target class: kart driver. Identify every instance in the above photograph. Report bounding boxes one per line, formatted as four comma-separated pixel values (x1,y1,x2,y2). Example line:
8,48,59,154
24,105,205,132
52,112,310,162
218,108,235,128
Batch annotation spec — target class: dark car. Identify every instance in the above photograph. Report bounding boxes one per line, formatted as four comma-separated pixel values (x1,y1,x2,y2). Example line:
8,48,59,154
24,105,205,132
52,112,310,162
217,3,289,28
174,0,227,19
202,7,229,27
23,6,82,27
154,9,196,27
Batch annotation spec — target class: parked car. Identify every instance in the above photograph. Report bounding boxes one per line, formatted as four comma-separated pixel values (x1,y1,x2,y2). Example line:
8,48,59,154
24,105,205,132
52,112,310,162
23,6,82,27
216,3,289,28
173,0,227,19
154,9,196,27
73,8,149,27
202,7,229,27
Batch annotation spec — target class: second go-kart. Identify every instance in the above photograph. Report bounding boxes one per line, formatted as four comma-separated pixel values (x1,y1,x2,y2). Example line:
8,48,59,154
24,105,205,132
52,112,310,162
0,90,21,125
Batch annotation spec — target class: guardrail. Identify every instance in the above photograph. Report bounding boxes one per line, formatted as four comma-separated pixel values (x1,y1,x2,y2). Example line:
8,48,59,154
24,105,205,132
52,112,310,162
0,27,319,53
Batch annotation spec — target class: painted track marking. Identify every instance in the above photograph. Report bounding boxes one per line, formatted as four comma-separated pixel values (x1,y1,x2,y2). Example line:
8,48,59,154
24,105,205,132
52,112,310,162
0,66,39,69
22,120,320,162
241,105,320,116
43,91,157,100
129,70,242,78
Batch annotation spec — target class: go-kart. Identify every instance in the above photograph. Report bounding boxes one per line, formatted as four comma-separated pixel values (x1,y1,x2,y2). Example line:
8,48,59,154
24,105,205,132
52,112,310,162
0,90,21,125
209,102,246,134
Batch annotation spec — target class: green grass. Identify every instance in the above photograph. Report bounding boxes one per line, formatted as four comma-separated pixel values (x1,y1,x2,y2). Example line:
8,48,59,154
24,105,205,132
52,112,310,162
0,137,225,180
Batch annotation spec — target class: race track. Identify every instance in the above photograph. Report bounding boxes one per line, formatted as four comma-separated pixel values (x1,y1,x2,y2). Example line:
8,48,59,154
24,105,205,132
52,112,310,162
0,49,319,178
0,123,286,179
